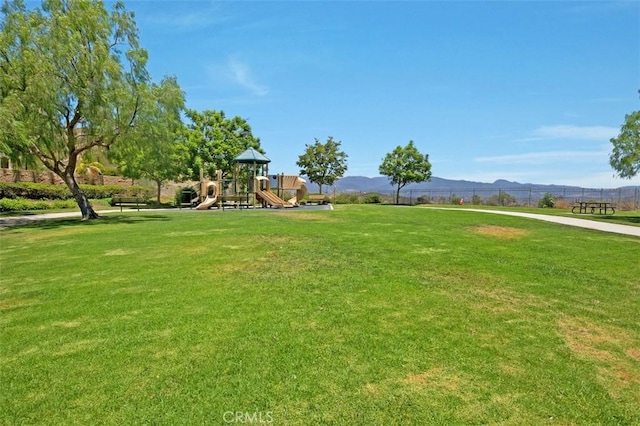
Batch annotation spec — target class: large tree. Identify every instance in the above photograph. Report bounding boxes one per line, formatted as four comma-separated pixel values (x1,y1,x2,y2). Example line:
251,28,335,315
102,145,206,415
0,0,150,219
296,136,348,194
184,110,261,180
109,76,187,203
379,140,432,204
610,109,640,179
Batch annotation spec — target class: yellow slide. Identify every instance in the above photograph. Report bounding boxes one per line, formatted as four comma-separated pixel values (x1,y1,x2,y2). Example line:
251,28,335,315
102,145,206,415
255,176,292,208
256,188,289,208
195,182,219,210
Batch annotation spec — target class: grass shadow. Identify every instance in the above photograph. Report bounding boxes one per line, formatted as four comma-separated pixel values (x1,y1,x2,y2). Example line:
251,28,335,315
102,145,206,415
0,214,172,231
598,215,640,225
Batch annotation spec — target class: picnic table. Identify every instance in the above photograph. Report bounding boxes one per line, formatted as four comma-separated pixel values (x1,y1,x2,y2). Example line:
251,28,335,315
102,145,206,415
571,201,615,215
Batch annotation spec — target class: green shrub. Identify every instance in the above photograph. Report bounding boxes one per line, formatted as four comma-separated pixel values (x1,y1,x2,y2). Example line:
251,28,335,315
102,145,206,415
0,197,76,211
80,184,153,199
52,199,78,209
334,193,360,204
362,193,382,204
0,182,71,200
538,192,556,208
0,182,153,200
487,191,516,206
101,167,120,176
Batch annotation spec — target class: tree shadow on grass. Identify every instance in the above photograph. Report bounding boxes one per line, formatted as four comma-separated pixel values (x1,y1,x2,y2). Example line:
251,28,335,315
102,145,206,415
598,215,640,225
0,214,172,231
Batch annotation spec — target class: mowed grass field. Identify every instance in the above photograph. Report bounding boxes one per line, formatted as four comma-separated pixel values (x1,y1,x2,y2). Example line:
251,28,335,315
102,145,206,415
1,205,638,425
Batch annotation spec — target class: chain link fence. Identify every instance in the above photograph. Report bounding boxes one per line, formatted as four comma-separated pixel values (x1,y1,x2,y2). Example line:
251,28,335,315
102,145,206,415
335,187,640,210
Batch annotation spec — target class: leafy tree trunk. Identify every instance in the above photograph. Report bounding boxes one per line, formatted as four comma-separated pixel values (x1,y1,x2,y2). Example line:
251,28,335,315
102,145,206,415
61,171,99,220
155,179,162,204
318,183,323,194
1,0,151,222
31,141,99,220
396,185,401,205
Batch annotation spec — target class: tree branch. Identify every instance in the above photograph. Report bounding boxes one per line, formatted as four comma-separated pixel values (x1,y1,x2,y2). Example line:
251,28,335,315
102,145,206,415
29,143,58,174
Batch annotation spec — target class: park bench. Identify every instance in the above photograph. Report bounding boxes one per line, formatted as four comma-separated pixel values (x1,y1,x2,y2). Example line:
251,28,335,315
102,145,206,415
111,196,148,212
221,194,251,210
306,194,328,205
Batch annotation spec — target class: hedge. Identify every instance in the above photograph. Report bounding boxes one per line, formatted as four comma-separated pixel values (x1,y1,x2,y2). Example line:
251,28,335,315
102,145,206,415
0,182,153,200
0,197,77,212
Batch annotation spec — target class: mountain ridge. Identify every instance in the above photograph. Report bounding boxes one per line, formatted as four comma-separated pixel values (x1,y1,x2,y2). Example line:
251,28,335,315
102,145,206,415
319,176,640,193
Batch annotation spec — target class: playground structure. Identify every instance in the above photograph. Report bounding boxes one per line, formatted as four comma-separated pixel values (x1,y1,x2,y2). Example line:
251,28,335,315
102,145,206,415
195,172,221,210
255,174,307,208
188,148,307,210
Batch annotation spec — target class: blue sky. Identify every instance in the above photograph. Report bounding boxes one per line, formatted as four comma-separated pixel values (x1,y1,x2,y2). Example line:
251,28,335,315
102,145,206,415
123,0,638,187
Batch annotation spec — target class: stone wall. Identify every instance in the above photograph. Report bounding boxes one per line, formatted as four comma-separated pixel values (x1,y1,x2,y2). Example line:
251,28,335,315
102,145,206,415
0,168,64,185
0,168,199,199
0,168,136,187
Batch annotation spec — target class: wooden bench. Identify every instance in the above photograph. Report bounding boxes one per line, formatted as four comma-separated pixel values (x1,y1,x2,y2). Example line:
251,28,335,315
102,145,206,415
221,194,250,210
306,194,328,205
111,196,148,212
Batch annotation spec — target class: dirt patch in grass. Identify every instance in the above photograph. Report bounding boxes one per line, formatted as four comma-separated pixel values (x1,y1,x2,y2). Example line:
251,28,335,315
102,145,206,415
53,338,108,357
626,348,640,360
559,316,640,401
0,297,40,310
403,367,465,392
7,226,95,244
470,225,530,239
464,284,555,316
52,320,82,328
165,230,218,237
104,248,132,256
363,367,469,397
273,211,340,222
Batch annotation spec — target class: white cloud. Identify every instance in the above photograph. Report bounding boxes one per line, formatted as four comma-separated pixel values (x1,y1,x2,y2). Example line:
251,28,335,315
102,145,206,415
227,57,269,96
559,172,640,188
475,150,605,165
207,56,269,97
138,1,229,32
142,11,223,31
534,125,618,140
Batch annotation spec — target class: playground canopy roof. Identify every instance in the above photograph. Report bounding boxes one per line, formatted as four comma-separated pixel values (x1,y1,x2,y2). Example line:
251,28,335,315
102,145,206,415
234,148,270,164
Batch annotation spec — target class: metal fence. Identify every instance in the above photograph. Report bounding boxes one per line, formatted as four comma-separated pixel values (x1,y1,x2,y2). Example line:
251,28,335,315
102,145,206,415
336,187,640,210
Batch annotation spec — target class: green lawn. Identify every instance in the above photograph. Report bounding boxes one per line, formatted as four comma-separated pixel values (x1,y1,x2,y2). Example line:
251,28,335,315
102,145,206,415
1,205,638,425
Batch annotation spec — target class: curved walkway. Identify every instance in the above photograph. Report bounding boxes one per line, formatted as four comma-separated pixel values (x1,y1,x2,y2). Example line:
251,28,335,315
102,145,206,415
425,207,640,237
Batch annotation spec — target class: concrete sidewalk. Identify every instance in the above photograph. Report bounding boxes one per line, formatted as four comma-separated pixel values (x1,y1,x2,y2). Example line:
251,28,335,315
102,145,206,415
426,207,640,237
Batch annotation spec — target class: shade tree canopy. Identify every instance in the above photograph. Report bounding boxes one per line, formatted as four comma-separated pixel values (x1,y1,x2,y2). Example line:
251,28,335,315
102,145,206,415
296,136,348,194
108,76,187,203
379,140,432,204
184,109,261,180
0,0,150,219
610,105,640,179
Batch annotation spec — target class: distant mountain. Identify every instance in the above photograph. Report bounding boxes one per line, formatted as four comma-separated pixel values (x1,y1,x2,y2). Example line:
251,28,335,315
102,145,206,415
330,176,638,193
